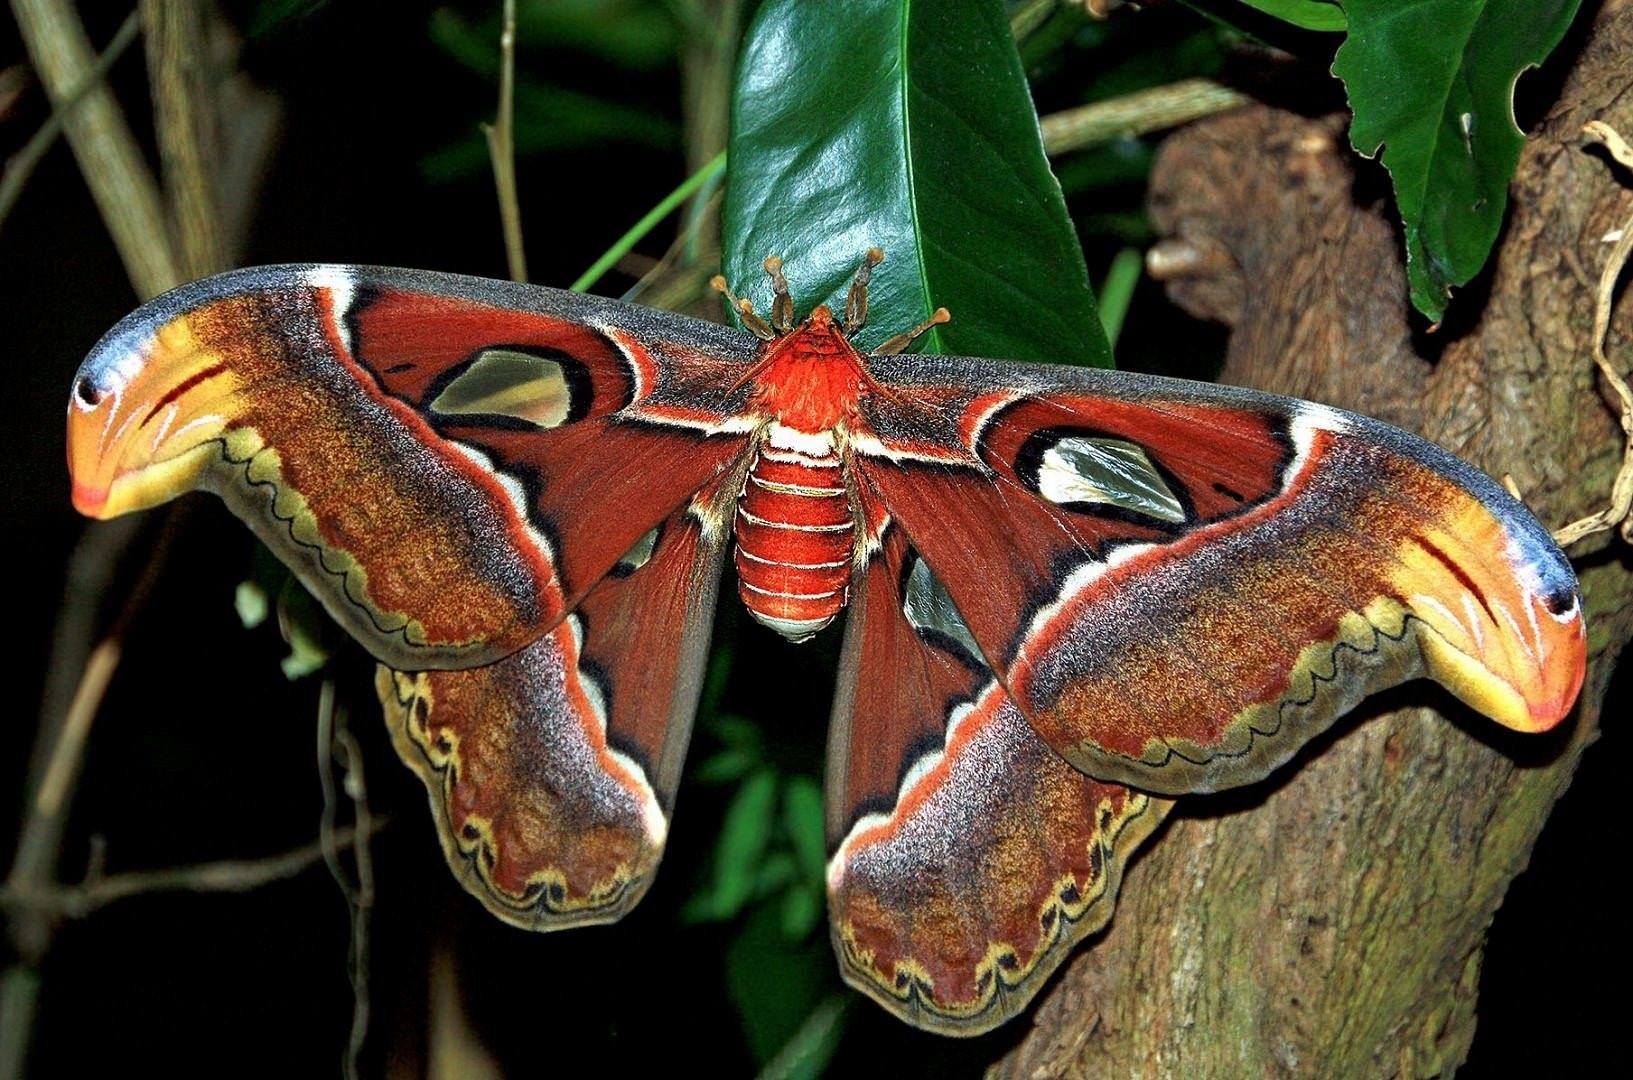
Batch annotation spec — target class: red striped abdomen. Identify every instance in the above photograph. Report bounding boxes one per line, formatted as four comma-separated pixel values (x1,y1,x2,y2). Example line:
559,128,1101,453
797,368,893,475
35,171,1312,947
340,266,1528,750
734,433,854,641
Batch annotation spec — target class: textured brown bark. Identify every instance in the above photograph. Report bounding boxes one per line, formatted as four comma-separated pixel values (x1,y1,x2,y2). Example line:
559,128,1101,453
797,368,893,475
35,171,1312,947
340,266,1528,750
995,4,1631,1076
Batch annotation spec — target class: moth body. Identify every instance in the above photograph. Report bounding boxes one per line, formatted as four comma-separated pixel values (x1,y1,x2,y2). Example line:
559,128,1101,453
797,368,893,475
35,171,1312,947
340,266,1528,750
733,304,872,641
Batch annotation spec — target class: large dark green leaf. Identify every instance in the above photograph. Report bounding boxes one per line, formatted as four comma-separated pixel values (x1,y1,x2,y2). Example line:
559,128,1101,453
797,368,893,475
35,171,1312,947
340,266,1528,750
1333,0,1581,322
722,0,1109,366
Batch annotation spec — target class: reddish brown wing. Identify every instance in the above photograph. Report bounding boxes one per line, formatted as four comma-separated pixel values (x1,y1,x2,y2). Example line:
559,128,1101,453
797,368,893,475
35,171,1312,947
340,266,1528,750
851,355,1585,795
826,502,1169,1035
67,265,757,670
379,469,743,926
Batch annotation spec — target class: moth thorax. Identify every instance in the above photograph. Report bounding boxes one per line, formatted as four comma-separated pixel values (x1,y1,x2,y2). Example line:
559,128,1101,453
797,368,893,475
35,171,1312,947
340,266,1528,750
732,424,855,642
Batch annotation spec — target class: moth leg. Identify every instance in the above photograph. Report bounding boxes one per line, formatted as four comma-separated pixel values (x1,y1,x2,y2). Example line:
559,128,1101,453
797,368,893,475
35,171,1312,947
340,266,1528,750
842,246,885,335
763,255,797,332
709,273,776,340
873,305,951,356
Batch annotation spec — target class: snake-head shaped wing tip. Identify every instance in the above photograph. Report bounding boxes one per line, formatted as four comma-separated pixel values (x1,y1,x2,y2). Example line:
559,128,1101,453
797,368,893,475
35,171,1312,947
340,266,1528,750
66,266,350,519
1397,496,1586,734
69,298,231,519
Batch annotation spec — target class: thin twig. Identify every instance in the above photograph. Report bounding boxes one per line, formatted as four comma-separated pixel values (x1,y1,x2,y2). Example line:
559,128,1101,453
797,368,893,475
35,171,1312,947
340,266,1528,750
6,513,178,948
1552,122,1633,548
482,0,527,282
1010,0,1058,40
141,0,223,277
0,10,139,235
318,683,375,1080
10,0,181,296
1040,78,1252,157
0,824,382,920
571,149,727,293
1,509,181,1080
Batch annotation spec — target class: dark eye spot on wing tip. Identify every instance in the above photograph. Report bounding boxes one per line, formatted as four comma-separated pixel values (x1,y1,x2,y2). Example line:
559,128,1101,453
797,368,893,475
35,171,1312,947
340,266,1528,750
75,376,104,407
1543,586,1578,617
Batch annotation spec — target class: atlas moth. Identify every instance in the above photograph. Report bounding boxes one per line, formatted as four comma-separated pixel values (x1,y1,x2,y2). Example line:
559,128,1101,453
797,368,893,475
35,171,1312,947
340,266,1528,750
66,250,1584,1035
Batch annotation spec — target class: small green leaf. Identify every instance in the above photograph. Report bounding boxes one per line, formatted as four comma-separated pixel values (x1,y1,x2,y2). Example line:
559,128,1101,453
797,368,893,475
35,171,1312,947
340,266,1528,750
234,581,269,630
693,747,756,784
780,775,826,889
723,0,1108,366
707,712,764,753
430,1,680,75
707,769,779,919
1236,0,1346,31
274,578,330,680
1333,0,1582,321
1096,246,1144,350
754,852,798,897
778,883,822,942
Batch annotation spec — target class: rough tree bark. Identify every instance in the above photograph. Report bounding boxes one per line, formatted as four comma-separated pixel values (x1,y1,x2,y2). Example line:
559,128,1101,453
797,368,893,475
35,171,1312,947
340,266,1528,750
996,3,1631,1076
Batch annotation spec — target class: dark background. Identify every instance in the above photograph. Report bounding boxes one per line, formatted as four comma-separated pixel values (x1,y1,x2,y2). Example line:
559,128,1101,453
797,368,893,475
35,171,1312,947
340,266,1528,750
3,2,1619,1075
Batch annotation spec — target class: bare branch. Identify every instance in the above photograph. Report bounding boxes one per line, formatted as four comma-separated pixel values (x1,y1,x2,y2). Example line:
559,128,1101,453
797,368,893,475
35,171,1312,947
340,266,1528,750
10,0,181,297
1041,78,1251,157
482,0,527,282
0,10,139,235
141,0,223,277
0,824,382,920
318,683,376,1080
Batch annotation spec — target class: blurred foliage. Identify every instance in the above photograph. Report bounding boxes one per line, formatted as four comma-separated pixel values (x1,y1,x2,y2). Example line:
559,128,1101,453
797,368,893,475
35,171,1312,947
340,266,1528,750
1234,0,1346,31
681,644,843,1069
423,0,683,179
244,0,334,38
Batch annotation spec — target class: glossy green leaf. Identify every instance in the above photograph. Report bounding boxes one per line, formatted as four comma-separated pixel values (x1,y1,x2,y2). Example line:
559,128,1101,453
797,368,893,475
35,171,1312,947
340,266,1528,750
722,0,1109,366
1333,0,1581,321
1236,0,1346,30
